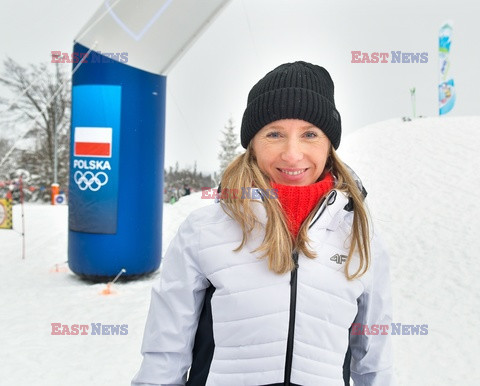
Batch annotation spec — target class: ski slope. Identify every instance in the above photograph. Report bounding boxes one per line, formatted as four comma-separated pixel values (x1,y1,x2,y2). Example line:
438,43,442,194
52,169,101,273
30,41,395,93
1,116,479,385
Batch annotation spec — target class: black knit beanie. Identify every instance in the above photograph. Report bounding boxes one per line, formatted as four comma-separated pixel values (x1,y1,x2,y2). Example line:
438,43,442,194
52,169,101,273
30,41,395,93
240,61,341,149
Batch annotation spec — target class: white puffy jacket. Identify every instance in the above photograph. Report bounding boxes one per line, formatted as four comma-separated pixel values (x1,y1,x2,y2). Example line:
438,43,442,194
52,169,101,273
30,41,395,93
132,189,393,386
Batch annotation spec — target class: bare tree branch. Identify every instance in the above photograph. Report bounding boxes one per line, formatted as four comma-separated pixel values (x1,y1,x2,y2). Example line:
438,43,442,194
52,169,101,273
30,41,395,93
0,57,71,192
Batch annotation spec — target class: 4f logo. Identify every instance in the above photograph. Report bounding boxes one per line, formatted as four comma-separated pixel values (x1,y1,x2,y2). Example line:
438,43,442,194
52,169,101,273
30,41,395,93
330,254,347,264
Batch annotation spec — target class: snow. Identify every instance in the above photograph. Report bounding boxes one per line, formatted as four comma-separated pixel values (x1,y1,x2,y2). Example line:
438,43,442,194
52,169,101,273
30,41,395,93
338,116,480,385
1,116,479,385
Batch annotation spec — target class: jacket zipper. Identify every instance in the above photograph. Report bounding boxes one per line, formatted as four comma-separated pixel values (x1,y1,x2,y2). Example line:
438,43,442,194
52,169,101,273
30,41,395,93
284,251,299,385
283,191,336,385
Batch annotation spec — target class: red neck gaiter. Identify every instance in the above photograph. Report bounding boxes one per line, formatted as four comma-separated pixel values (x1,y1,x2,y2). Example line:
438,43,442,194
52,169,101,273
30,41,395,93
271,173,335,238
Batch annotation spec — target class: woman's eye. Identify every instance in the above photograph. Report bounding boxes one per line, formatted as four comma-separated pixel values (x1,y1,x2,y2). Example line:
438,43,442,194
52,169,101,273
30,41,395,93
304,131,318,138
266,132,281,138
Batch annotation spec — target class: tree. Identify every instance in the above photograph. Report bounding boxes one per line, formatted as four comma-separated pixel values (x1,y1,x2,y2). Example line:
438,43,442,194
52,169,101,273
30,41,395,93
163,161,215,202
218,117,241,176
0,57,71,190
0,137,16,179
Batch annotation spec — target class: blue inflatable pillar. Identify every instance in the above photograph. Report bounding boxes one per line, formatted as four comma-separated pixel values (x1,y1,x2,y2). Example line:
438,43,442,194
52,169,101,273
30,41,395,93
68,43,165,279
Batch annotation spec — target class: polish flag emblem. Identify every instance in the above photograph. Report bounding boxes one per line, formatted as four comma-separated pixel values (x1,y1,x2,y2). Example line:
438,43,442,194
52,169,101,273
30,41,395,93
74,127,112,158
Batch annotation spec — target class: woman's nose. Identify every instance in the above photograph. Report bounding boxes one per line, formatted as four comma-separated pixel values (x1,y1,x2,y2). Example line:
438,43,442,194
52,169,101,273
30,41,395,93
280,139,304,163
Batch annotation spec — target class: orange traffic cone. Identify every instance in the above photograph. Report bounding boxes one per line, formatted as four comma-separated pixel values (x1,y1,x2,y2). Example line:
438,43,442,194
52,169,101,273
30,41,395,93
100,282,116,295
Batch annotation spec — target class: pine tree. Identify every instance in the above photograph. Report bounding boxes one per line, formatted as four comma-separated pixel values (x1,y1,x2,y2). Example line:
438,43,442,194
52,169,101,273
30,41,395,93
218,118,241,176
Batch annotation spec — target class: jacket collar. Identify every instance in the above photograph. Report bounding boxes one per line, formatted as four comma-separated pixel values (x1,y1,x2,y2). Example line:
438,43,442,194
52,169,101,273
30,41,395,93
310,190,350,231
247,188,350,232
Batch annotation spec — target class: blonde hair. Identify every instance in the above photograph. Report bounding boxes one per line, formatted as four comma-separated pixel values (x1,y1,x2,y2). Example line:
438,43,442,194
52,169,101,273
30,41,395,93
219,144,370,280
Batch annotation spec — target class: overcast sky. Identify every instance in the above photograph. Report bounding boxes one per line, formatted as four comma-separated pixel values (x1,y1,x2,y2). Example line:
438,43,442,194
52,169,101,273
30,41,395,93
1,0,479,174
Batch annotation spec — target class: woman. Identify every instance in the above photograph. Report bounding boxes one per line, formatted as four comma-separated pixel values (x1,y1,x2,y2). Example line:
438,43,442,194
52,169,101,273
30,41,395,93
132,61,393,386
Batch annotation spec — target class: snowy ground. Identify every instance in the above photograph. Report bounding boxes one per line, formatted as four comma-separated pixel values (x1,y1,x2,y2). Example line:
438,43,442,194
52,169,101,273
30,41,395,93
1,116,479,385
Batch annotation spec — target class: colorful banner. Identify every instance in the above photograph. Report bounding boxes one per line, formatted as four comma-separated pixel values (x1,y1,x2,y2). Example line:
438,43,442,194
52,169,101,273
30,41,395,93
69,85,121,234
0,198,12,229
439,22,455,115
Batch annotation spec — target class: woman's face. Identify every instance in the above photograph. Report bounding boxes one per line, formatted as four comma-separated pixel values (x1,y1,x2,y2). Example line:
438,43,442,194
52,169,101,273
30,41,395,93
251,119,331,186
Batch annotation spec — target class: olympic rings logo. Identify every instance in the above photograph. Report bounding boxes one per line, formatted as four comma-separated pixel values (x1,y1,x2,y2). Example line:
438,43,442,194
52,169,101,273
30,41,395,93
74,171,109,192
